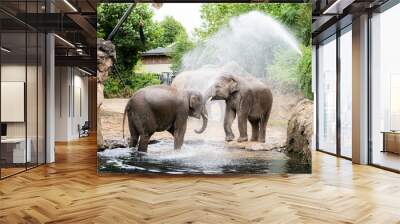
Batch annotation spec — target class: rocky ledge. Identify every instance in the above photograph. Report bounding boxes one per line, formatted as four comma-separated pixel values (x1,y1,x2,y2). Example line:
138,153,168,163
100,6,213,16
285,99,313,164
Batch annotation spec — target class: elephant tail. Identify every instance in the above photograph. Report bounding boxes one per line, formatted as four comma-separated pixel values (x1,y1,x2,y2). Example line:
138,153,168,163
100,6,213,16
122,105,129,140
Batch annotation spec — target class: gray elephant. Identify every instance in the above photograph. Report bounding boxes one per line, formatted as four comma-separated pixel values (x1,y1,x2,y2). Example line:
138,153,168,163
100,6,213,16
204,74,273,142
123,85,207,152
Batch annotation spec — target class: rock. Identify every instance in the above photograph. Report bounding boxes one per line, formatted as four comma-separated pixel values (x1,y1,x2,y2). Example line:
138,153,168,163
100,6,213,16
104,139,128,149
225,141,284,151
285,99,313,164
97,38,116,148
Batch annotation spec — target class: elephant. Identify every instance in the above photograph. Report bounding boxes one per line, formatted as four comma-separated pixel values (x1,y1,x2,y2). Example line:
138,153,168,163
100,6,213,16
203,74,273,143
171,67,226,123
122,85,207,152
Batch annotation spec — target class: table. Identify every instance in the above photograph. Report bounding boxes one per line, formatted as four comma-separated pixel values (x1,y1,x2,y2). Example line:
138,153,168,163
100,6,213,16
1,138,31,164
381,131,400,154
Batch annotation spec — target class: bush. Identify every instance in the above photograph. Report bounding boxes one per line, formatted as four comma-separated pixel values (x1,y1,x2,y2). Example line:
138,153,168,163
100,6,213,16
129,73,161,91
104,76,123,98
104,72,161,98
267,48,299,86
296,46,312,100
266,45,313,100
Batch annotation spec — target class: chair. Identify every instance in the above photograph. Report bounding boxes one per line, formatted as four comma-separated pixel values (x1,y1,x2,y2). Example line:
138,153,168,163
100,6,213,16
78,121,90,138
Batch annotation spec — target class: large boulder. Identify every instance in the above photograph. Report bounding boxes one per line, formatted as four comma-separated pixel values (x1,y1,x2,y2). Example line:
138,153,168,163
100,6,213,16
285,99,313,164
97,39,116,148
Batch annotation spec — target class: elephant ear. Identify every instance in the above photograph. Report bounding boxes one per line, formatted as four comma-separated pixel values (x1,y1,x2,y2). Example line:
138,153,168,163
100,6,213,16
189,93,200,109
228,77,239,94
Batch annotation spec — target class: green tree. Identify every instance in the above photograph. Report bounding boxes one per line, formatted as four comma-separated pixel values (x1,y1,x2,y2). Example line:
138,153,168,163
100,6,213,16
196,3,311,47
156,16,186,47
297,46,313,99
170,32,195,72
195,3,313,99
97,3,160,73
98,3,166,97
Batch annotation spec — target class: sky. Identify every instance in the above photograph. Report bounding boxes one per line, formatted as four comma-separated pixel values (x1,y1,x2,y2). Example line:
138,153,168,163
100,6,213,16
152,3,203,37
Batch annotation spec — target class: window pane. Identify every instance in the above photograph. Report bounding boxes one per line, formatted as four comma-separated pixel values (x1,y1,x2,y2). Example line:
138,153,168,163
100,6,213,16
318,36,337,154
27,31,38,169
1,31,27,177
38,32,45,165
371,4,400,171
340,28,352,158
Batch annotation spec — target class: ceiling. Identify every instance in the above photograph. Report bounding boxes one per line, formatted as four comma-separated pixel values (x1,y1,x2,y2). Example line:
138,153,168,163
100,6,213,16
0,0,97,73
312,0,390,43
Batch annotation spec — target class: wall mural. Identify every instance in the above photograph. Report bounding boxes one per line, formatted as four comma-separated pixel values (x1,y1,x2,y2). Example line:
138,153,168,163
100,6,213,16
97,3,312,175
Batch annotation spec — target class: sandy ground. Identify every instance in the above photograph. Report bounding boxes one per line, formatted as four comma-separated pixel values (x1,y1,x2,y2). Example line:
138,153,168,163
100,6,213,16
101,97,290,150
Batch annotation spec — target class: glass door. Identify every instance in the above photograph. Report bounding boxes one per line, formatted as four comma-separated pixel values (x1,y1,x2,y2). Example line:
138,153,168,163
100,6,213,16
370,4,400,171
317,35,337,154
339,26,352,158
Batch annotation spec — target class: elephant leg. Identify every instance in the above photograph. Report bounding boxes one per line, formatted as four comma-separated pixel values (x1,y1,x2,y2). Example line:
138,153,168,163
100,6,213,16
219,101,226,122
224,108,236,142
259,110,271,143
173,119,187,149
167,127,175,137
138,133,151,152
128,118,138,148
249,119,260,141
237,111,248,142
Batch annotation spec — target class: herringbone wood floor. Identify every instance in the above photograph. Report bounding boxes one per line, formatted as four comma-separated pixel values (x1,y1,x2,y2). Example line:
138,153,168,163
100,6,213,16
0,135,400,224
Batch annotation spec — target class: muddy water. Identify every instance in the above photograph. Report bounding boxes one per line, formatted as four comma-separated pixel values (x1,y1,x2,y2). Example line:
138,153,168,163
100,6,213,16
98,139,311,174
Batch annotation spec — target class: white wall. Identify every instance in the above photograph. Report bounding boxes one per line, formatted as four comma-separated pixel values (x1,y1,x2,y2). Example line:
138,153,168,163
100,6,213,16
55,67,89,141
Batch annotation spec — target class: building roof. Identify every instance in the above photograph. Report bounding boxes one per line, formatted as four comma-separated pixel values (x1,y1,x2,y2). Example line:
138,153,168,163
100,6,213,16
140,46,173,57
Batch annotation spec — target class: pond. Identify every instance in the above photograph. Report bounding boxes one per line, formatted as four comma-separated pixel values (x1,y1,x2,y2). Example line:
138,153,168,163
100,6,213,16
98,139,311,175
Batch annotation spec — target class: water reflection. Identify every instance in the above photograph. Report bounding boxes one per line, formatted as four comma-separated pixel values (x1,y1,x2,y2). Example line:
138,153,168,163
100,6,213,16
98,140,311,174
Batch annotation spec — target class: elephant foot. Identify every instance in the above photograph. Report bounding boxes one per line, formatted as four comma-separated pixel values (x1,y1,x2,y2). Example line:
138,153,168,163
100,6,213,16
237,136,248,142
250,136,258,141
137,147,148,153
258,138,266,143
225,134,235,142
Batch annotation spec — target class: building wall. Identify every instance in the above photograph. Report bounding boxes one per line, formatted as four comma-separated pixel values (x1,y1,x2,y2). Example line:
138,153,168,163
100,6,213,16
1,64,46,165
54,67,89,141
141,55,172,74
142,63,172,74
142,56,171,64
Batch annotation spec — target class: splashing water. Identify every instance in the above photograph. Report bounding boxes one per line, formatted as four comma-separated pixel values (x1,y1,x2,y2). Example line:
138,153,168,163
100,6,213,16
180,11,302,78
97,11,311,174
98,140,311,174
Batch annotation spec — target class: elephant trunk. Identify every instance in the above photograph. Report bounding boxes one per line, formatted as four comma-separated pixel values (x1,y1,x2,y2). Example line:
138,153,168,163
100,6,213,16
194,86,213,134
195,106,208,134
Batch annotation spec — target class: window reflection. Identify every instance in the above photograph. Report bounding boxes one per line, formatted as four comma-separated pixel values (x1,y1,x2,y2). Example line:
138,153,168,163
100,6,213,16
371,4,400,171
318,35,337,154
340,27,352,158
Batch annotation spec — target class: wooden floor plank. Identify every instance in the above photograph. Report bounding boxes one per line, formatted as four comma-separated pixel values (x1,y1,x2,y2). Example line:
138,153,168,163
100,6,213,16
0,135,399,223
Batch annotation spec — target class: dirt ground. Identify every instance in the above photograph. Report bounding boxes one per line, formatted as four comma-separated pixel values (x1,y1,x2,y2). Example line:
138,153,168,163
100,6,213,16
101,86,301,150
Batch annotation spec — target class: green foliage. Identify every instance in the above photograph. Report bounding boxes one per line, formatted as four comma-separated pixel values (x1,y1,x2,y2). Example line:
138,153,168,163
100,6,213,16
267,48,300,85
196,3,313,99
98,3,313,99
97,3,160,74
104,77,122,98
98,4,184,97
196,4,311,46
297,46,313,100
104,72,161,98
171,32,195,72
156,16,186,47
130,73,161,91
267,45,312,99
